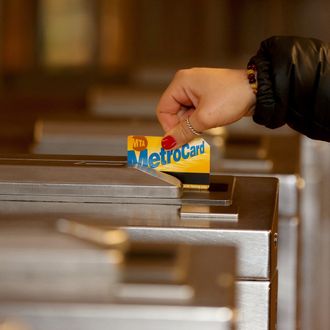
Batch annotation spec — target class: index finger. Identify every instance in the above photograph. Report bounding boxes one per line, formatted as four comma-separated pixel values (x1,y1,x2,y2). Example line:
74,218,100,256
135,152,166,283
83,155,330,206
156,83,194,132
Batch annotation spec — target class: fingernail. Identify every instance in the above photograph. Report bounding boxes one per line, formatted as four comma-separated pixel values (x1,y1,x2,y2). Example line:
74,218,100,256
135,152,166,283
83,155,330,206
161,135,177,150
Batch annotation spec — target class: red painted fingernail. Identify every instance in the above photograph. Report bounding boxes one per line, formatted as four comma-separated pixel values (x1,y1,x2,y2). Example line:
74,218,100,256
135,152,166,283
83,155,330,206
161,135,177,150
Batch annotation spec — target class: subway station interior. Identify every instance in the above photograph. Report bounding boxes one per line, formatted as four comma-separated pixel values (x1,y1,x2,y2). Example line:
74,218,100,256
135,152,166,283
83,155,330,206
0,1,329,329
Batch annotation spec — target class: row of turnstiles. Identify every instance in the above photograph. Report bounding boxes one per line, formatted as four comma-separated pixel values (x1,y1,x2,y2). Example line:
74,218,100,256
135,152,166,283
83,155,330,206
0,113,302,330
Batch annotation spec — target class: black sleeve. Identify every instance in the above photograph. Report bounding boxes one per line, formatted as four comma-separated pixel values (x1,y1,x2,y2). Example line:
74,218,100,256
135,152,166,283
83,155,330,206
250,36,330,142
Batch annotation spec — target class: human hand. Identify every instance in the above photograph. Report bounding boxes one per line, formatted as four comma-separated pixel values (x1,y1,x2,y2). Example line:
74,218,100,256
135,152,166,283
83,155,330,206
156,68,256,149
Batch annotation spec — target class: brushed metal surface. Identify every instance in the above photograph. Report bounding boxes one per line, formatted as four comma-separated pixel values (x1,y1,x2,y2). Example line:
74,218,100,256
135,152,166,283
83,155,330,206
101,175,278,280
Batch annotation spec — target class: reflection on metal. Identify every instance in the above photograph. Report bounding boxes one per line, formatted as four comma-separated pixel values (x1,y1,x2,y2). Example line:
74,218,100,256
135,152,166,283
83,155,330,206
0,304,234,330
57,218,129,249
180,204,238,221
0,222,236,330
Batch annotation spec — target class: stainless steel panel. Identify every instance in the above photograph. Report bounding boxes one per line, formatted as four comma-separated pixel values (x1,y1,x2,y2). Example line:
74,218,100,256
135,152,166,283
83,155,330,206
300,137,330,330
0,200,274,280
277,217,299,330
0,160,182,200
237,272,278,330
124,227,273,280
0,174,278,280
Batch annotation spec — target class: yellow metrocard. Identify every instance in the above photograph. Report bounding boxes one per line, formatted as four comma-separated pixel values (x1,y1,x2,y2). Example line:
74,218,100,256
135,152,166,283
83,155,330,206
127,136,210,189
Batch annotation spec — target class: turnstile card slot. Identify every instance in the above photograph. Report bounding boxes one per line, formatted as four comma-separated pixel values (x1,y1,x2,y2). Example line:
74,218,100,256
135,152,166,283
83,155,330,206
181,176,235,206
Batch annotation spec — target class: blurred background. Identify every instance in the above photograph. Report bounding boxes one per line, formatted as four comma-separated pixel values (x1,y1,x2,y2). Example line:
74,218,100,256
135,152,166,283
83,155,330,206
0,0,330,153
0,1,329,330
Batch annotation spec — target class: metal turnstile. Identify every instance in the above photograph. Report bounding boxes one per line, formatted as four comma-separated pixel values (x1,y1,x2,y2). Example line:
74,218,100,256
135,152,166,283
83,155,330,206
31,116,300,330
0,155,279,330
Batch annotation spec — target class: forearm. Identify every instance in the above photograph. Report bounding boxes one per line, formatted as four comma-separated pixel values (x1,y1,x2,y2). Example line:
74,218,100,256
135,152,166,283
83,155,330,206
250,36,330,142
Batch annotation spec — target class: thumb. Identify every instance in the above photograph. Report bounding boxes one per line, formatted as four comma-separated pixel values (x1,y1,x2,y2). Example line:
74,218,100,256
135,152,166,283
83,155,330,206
161,113,204,150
